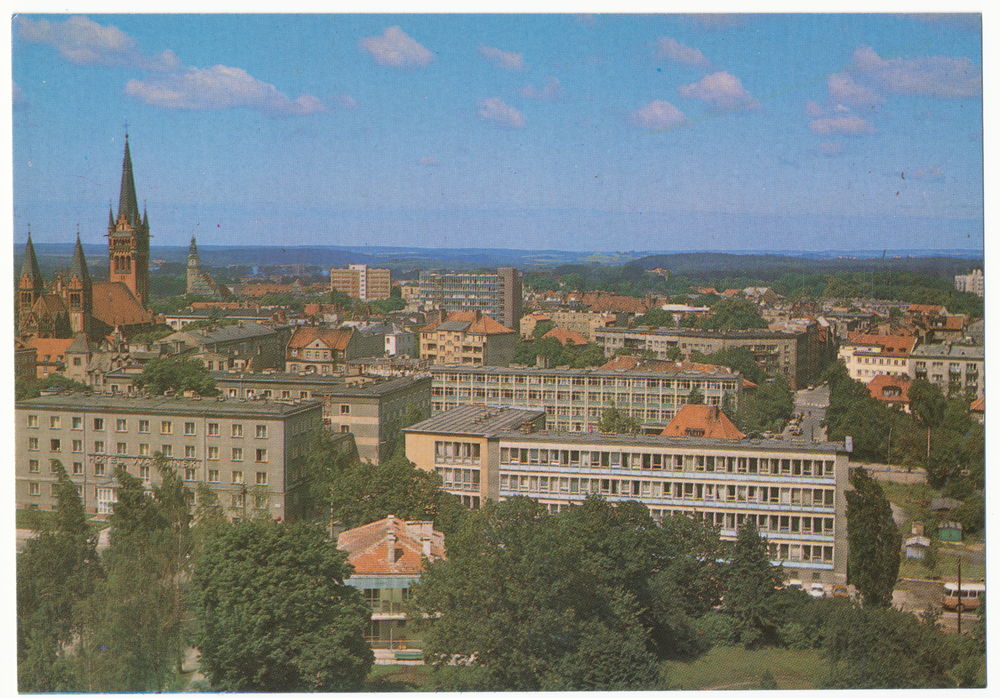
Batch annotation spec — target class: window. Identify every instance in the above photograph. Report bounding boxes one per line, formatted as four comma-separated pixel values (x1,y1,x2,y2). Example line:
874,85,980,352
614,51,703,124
185,468,197,481
116,419,127,432
28,437,38,451
161,421,172,434
29,482,40,496
232,470,244,484
72,462,83,475
184,445,195,459
184,422,196,436
72,440,83,453
208,469,220,483
340,425,350,434
27,415,38,428
139,443,150,456
230,493,245,509
161,445,173,457
50,439,61,452
232,448,243,462
93,418,104,431
94,461,106,476
72,416,82,430
340,404,351,415
255,449,268,463
256,472,268,486
50,416,61,429
255,425,268,439
28,459,39,473
116,442,127,455
232,424,243,438
208,422,219,436
300,391,309,399
140,465,150,483
138,419,150,433
208,446,219,460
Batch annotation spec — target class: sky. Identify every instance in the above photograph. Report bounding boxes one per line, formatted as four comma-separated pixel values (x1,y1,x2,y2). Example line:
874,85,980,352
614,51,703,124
10,11,985,253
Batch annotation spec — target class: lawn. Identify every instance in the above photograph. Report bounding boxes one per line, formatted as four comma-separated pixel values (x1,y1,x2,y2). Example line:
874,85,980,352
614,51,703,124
16,508,111,531
365,664,442,691
663,646,829,690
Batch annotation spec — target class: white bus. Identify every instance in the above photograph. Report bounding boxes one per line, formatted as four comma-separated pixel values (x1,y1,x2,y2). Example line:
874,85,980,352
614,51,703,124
942,582,985,611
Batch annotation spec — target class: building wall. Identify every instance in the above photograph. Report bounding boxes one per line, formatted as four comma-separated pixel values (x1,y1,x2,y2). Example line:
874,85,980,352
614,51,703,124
418,269,521,329
420,328,516,367
331,264,392,301
838,344,912,382
430,366,742,433
547,310,617,341
15,395,322,521
405,431,492,509
910,346,985,399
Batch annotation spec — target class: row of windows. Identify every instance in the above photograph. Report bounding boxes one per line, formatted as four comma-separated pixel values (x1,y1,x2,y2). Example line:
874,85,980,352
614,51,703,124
26,415,270,438
434,387,729,404
499,474,835,508
27,456,271,485
28,439,268,463
500,447,835,478
437,467,481,491
433,440,482,464
438,374,737,390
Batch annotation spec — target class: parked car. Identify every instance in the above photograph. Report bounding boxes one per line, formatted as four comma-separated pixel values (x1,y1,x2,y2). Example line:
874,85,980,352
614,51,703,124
831,584,849,599
786,579,804,592
808,582,825,599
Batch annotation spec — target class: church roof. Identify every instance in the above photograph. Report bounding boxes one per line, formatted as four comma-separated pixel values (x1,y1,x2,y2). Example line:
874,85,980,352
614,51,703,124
20,233,44,288
118,135,140,225
70,233,91,282
91,282,153,328
32,293,68,316
189,235,198,257
66,333,95,355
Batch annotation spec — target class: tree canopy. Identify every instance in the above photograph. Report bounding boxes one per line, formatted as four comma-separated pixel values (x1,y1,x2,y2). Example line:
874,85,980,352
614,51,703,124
696,299,768,331
845,468,901,608
598,403,642,434
190,520,373,692
133,357,218,396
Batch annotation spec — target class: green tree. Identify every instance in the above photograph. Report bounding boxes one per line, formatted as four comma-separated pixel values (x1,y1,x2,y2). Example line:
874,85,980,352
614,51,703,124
16,373,93,401
329,451,446,529
724,520,784,648
598,403,642,434
634,307,674,328
190,520,373,691
17,464,103,692
299,430,360,521
693,347,765,385
696,299,768,331
133,357,218,396
845,468,901,608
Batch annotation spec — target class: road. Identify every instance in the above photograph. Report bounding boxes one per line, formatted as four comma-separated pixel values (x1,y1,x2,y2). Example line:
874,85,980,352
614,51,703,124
785,384,829,442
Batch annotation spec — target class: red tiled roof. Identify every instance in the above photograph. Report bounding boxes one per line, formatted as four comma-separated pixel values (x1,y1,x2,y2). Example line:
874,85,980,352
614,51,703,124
543,327,589,346
32,294,68,316
970,395,985,413
25,336,75,363
942,316,966,331
287,326,354,350
337,516,446,575
91,282,153,327
908,304,944,315
661,404,744,439
846,332,917,356
867,374,912,405
422,311,514,335
581,292,651,314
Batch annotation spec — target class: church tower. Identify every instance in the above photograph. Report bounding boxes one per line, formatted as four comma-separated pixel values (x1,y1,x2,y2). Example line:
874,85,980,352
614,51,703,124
66,231,93,336
18,228,44,333
187,235,201,294
107,133,150,306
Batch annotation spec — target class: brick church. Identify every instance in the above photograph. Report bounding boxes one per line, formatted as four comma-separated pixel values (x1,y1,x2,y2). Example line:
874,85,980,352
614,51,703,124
17,134,156,344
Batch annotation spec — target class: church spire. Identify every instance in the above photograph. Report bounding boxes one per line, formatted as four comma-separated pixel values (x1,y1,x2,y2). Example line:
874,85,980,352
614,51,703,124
118,133,139,225
20,226,44,291
189,234,199,257
70,228,91,282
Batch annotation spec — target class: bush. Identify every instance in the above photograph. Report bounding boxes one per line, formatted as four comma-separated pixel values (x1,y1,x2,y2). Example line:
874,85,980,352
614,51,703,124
694,611,738,647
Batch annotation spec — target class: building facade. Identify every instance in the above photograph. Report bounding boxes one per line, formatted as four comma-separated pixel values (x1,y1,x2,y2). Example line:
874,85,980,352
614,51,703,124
419,311,517,367
954,269,984,298
405,405,850,584
331,264,392,301
15,393,324,522
430,364,743,433
186,236,231,299
418,268,522,329
910,343,985,399
837,333,916,383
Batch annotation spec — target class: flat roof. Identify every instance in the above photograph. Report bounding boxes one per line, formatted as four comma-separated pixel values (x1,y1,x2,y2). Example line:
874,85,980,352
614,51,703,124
210,372,429,397
431,365,741,380
405,405,545,437
497,430,845,454
16,392,323,419
593,327,797,339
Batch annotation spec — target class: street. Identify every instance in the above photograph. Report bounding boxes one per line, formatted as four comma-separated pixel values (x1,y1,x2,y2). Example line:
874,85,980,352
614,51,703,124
786,383,830,442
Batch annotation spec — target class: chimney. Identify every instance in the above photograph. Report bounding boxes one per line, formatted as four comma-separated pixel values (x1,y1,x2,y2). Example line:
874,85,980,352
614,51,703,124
387,529,397,564
422,535,432,558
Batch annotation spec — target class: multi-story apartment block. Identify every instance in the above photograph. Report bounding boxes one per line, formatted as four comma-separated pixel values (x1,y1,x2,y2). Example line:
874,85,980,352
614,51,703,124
954,269,984,298
545,310,618,341
15,393,326,522
419,311,517,367
331,264,392,301
429,363,742,433
418,268,522,329
910,343,985,399
837,333,916,382
593,326,821,389
405,405,849,584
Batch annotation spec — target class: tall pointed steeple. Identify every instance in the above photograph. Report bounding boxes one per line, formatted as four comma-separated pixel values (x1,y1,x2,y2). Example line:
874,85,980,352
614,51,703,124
70,229,91,282
67,228,93,336
19,227,44,292
118,134,139,225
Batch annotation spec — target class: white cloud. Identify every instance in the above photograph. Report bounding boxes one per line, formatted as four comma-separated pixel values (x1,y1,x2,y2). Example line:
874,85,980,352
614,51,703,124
908,165,945,182
520,77,565,101
851,45,981,99
479,44,528,72
804,101,825,117
419,157,441,166
336,94,359,110
818,142,845,157
476,98,526,128
654,37,710,68
16,15,179,71
678,72,756,110
126,65,326,116
13,81,29,110
808,115,876,136
827,73,884,109
359,26,433,68
835,104,851,113
629,100,686,129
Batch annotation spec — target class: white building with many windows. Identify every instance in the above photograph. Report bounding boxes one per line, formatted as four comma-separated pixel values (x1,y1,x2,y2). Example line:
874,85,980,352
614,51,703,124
16,393,326,522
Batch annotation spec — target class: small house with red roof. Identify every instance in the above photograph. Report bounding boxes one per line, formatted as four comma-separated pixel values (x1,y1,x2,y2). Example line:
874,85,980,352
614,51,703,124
542,326,589,347
337,516,446,660
419,310,517,366
867,374,912,412
661,404,744,439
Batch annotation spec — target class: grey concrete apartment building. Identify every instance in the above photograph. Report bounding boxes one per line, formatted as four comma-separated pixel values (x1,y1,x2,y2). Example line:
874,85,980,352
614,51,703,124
418,268,522,329
406,405,849,584
16,393,328,522
910,343,985,399
430,364,742,434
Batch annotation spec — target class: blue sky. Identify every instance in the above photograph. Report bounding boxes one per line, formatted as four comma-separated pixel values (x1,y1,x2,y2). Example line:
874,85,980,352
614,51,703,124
11,12,984,252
